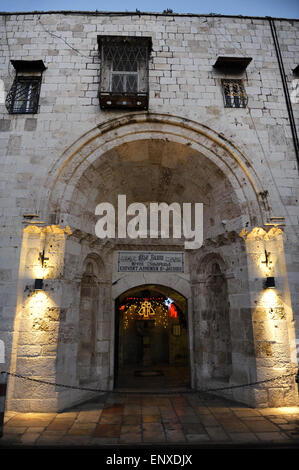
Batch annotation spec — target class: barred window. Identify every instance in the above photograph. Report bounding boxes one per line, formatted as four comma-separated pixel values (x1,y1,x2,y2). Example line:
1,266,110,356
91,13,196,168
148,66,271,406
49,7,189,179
6,77,41,114
5,60,46,115
98,36,152,110
111,73,138,94
221,79,247,108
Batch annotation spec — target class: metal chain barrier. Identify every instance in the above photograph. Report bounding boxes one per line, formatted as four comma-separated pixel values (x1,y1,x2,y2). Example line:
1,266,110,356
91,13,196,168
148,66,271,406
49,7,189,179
1,370,297,395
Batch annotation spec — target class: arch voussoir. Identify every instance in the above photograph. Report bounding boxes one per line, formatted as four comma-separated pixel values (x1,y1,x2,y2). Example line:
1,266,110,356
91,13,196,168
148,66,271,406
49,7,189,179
40,112,268,227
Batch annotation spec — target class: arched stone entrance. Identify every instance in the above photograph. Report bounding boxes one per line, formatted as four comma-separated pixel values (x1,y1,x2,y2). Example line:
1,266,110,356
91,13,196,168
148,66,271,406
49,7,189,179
7,113,298,411
114,284,190,390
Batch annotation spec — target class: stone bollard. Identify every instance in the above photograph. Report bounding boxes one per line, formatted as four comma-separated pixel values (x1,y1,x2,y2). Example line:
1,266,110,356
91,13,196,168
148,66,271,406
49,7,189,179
0,372,8,438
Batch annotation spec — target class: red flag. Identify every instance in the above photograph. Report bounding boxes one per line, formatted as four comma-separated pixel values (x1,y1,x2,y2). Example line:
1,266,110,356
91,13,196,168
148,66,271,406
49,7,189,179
168,303,178,319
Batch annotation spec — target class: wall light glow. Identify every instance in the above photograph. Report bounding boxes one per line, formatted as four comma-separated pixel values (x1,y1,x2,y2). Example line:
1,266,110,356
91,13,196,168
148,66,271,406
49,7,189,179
32,263,44,279
275,407,299,415
260,288,279,310
258,287,286,340
32,263,51,280
25,290,57,319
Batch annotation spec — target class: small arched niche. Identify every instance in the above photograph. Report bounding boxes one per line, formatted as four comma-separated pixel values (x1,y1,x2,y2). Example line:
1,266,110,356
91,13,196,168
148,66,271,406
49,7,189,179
195,254,232,382
77,254,106,384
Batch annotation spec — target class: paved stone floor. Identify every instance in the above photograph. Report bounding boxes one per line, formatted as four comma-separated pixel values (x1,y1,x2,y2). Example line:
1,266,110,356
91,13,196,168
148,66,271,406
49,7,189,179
117,364,190,389
1,391,299,448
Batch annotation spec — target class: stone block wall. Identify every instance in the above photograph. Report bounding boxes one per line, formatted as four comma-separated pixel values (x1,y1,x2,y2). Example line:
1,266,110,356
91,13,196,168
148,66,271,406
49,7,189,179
0,11,298,409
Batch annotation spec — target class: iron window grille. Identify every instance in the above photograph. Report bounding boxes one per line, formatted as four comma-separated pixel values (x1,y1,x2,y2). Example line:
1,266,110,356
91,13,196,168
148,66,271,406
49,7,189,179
221,79,248,108
98,36,152,110
5,60,46,114
6,76,42,114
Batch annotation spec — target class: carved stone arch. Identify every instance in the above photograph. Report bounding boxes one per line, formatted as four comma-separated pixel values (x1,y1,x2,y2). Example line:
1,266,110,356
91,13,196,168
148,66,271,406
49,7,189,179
196,252,228,282
114,283,190,389
37,112,274,230
82,252,106,282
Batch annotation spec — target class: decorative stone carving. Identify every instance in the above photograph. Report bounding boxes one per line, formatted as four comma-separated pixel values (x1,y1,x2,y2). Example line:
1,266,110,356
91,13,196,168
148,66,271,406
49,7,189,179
239,226,284,240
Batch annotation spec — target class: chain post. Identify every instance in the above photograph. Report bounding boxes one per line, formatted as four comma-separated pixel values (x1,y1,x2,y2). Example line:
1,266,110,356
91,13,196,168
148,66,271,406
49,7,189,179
0,372,8,438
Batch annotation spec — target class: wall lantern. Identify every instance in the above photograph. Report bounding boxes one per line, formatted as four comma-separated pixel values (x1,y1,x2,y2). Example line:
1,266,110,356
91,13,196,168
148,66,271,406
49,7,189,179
32,249,49,291
34,278,44,290
263,276,275,289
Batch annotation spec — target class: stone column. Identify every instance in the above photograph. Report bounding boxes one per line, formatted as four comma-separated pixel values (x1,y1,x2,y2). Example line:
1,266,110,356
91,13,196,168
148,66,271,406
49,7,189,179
95,280,111,389
240,227,298,407
7,224,72,412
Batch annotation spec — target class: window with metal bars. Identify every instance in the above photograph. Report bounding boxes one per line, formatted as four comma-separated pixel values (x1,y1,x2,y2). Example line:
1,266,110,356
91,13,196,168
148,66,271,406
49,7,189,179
98,36,152,110
6,76,41,114
221,79,247,108
111,73,138,94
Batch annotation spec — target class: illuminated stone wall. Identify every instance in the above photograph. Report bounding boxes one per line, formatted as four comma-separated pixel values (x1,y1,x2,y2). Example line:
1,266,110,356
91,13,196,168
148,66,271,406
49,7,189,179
240,227,298,406
7,225,71,411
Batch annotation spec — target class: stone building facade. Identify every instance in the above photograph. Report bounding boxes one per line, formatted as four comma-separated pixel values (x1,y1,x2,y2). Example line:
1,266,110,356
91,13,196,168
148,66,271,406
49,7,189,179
0,11,298,411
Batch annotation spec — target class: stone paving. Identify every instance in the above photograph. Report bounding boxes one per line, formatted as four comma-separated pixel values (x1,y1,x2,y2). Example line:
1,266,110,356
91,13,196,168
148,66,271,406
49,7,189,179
1,392,299,447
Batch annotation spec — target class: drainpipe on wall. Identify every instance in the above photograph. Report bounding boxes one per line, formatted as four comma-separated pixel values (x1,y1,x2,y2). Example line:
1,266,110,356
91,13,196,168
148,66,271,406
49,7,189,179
268,17,299,171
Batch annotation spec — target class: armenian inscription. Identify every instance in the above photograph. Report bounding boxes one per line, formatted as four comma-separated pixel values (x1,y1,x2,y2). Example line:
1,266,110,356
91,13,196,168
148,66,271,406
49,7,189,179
117,251,184,273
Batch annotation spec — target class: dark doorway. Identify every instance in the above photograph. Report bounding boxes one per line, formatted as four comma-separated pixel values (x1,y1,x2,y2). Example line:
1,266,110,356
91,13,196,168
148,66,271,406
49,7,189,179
114,285,190,390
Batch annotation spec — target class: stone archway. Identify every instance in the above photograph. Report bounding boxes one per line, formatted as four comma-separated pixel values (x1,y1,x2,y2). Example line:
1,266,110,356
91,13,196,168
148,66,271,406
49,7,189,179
37,113,295,408
114,284,190,390
7,113,298,411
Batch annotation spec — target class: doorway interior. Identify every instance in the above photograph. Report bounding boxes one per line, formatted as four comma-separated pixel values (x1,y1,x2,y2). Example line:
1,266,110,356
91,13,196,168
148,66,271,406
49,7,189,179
115,284,190,390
